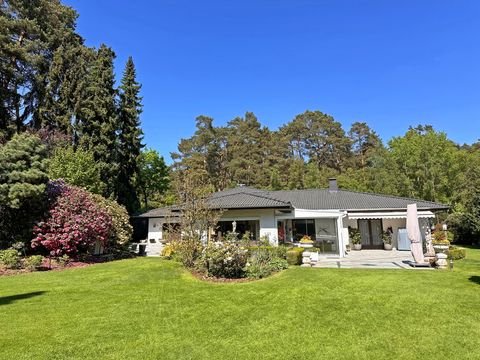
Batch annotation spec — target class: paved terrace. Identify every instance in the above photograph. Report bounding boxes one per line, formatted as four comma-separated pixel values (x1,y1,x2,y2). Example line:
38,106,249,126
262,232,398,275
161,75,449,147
313,250,431,269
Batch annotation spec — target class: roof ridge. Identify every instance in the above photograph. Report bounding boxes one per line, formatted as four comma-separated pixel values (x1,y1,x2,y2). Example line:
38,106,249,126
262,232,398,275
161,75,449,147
270,187,447,207
212,190,291,206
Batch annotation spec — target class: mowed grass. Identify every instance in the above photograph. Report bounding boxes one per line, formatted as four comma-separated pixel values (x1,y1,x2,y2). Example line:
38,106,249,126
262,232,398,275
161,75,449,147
1,248,480,360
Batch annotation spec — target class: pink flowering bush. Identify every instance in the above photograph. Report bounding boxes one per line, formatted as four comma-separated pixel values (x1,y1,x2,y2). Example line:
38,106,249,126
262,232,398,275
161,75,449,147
32,181,112,256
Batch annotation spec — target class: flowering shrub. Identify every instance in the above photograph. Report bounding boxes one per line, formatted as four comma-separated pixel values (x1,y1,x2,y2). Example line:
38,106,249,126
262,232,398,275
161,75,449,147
91,194,133,246
201,242,248,278
32,182,112,256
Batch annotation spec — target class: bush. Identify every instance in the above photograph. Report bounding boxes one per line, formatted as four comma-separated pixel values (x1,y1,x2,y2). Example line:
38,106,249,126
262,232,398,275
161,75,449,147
286,247,304,265
92,194,133,246
447,246,466,260
201,242,248,278
56,254,70,268
23,255,44,270
246,255,288,279
32,181,112,256
0,249,21,269
171,237,203,268
268,257,289,272
248,246,287,259
161,245,174,258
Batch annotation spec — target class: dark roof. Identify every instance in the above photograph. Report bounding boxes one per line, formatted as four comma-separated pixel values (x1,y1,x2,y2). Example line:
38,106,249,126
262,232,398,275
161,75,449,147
208,187,290,209
137,186,448,217
271,188,448,211
209,186,448,211
135,206,180,218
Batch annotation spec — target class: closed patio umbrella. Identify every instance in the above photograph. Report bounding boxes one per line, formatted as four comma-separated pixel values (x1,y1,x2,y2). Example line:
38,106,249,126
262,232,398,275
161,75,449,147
406,203,425,264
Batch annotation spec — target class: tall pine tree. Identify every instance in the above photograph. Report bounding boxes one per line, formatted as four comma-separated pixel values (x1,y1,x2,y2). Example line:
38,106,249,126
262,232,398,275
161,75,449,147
117,57,143,213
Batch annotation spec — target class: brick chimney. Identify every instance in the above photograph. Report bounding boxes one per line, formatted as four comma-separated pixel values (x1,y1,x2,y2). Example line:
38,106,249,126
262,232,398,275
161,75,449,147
328,178,338,192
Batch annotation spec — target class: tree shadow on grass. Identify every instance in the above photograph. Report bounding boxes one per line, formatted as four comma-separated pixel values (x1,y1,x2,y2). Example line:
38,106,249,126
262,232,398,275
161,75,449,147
469,276,480,285
0,291,46,306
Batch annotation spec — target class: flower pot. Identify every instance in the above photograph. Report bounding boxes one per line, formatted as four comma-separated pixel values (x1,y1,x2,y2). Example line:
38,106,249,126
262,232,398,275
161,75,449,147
353,244,362,251
433,244,449,253
300,243,313,248
383,243,393,250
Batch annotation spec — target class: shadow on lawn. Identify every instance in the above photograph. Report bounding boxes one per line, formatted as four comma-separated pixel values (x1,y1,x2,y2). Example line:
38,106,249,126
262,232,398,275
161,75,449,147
469,276,480,285
0,291,46,306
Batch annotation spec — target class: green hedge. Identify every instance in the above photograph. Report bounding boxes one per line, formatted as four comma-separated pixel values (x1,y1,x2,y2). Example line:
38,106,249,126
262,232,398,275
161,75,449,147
286,247,304,265
248,246,287,259
448,246,466,260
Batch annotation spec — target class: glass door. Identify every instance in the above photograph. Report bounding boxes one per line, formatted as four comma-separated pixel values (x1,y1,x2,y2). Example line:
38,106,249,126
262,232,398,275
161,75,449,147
358,219,383,249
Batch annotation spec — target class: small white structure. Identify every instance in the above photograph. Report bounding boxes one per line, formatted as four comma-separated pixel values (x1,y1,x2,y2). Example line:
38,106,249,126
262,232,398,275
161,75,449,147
136,179,448,258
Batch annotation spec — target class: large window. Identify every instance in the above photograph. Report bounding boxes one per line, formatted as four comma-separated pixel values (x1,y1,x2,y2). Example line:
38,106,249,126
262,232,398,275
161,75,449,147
216,220,259,240
292,219,316,241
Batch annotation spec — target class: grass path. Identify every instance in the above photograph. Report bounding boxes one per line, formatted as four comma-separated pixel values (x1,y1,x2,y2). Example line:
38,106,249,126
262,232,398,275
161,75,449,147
1,248,480,360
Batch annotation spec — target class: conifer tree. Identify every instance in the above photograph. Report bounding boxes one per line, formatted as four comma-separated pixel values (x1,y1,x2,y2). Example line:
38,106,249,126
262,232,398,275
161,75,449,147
79,44,118,198
0,133,49,247
117,57,143,213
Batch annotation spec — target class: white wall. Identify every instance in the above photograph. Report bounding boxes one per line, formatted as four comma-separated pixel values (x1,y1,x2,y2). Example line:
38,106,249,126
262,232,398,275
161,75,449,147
220,209,278,245
147,218,163,242
259,210,278,245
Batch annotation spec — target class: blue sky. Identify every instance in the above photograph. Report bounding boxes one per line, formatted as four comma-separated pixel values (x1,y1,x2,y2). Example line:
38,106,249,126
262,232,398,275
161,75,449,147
65,0,480,161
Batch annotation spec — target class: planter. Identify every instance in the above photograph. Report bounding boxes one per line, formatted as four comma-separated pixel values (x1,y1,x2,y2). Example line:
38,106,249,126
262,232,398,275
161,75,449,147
300,243,313,248
353,243,362,251
435,253,448,269
383,243,393,251
433,244,449,253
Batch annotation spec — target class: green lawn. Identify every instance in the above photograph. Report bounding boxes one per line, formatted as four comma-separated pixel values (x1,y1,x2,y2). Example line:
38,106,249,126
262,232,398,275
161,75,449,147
1,249,480,360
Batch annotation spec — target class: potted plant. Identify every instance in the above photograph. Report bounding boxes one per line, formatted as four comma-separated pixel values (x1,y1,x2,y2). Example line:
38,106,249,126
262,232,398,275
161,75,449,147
432,225,451,253
382,230,393,250
299,235,314,248
349,228,362,250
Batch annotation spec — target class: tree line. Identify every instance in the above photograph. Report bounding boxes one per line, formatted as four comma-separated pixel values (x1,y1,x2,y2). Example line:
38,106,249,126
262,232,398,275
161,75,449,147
171,111,480,242
0,0,168,214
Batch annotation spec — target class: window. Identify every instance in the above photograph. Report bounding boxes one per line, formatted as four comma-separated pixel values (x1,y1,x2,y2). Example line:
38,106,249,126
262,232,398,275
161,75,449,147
216,220,259,240
292,219,316,241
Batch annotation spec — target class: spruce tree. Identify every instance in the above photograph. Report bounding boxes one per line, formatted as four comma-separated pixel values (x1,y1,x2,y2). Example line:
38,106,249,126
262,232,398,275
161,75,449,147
0,133,49,247
79,44,118,198
117,57,143,213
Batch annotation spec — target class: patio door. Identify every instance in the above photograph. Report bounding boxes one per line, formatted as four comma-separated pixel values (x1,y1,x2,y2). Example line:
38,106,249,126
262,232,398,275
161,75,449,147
358,219,383,249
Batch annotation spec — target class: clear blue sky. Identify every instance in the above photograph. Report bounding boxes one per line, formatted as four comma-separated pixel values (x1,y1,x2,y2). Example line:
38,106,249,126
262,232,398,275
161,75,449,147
65,0,480,161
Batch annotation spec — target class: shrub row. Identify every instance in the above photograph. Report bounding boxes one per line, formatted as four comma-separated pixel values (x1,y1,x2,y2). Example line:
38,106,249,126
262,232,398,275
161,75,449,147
0,250,44,270
168,239,291,279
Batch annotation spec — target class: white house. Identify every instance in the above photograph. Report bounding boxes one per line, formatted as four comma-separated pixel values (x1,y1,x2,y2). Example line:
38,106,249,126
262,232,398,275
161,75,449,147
136,178,448,257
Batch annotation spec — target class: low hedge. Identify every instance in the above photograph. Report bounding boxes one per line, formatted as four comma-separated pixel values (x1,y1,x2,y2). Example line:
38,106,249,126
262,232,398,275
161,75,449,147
448,246,466,260
248,246,287,259
286,247,304,265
